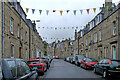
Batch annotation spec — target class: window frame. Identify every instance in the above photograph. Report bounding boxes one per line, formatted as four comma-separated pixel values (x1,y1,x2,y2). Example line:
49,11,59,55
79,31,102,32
10,18,14,34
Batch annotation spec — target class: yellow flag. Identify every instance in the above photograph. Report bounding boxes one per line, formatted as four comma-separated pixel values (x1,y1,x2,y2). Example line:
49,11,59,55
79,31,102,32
26,8,29,13
38,27,40,28
60,10,63,16
93,8,96,13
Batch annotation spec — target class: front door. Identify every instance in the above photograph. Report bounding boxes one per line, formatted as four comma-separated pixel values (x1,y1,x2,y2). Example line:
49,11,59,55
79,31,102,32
19,47,22,58
113,46,116,59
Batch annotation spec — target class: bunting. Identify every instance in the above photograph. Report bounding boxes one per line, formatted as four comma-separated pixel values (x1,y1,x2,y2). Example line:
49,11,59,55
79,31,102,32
24,7,102,15
66,10,70,13
80,10,83,14
73,10,77,15
60,10,63,16
32,9,35,14
46,10,49,15
86,9,89,14
93,8,96,13
53,10,56,12
39,10,42,15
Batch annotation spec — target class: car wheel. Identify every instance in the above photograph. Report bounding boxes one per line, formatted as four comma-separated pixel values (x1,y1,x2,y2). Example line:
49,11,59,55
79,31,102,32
93,68,96,73
103,70,108,79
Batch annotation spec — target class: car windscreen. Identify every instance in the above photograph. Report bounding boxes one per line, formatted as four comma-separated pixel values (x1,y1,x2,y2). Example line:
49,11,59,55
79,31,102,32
87,58,98,62
78,56,85,59
111,60,120,66
28,60,40,64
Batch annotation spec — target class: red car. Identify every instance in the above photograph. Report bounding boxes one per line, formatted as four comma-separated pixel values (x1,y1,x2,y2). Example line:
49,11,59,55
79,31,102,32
81,58,98,69
54,56,59,59
27,59,47,75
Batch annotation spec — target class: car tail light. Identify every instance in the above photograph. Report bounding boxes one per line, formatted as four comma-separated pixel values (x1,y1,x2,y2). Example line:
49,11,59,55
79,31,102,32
108,60,112,65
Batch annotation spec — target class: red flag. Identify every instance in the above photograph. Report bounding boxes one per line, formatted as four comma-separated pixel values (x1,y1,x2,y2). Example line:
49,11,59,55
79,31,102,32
53,10,56,12
86,9,89,14
19,7,22,9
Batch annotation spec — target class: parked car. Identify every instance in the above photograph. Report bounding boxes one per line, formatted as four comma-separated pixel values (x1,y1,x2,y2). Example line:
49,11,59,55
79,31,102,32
27,59,47,75
37,57,50,69
66,57,70,62
71,56,75,64
75,55,86,66
1,58,38,80
81,58,98,69
94,59,120,78
54,56,59,59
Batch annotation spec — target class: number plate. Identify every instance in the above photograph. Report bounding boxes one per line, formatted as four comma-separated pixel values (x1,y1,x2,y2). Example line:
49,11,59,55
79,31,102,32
116,68,120,70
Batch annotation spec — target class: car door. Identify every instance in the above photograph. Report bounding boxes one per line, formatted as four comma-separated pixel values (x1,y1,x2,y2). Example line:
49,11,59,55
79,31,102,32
100,59,110,74
96,60,103,73
17,60,37,80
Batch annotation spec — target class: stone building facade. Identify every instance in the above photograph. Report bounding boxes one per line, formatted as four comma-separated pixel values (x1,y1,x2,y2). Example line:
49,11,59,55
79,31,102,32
76,0,120,61
0,1,44,60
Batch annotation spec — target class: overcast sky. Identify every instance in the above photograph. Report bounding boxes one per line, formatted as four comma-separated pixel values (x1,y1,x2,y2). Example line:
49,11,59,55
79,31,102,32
21,0,119,43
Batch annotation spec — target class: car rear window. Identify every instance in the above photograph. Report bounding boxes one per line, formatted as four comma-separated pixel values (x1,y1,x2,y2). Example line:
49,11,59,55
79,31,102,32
87,58,98,62
111,60,120,66
28,60,40,64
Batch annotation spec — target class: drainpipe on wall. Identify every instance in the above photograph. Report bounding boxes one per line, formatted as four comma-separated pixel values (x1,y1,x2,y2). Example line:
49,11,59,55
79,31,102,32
2,0,4,58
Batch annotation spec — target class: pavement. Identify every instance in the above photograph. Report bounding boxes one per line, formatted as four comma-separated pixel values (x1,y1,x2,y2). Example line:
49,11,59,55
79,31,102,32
39,59,105,80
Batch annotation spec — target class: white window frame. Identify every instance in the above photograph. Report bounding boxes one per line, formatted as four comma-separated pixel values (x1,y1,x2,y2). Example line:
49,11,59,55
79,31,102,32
113,22,116,35
11,44,14,58
99,30,101,41
94,32,97,42
10,18,14,34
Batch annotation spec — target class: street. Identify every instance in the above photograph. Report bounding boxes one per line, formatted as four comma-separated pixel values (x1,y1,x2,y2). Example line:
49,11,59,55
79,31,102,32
39,59,104,80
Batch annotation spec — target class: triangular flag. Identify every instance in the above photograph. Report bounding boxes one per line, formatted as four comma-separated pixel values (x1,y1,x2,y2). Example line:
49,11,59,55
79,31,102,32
66,10,70,13
86,9,89,14
5,3,8,7
38,27,40,28
19,7,22,9
42,27,44,29
60,10,63,16
80,10,83,14
106,6,109,12
64,27,65,29
53,10,56,12
46,10,49,15
73,10,77,15
72,27,74,29
32,9,35,14
76,27,78,29
59,27,62,29
93,8,96,13
99,7,102,10
39,10,42,15
55,27,57,30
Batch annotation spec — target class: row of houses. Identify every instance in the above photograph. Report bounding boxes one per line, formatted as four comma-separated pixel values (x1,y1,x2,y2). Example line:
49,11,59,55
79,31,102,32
0,1,45,60
48,0,120,61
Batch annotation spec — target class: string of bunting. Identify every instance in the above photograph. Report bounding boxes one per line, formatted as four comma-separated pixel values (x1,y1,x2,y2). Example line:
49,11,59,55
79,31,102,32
24,7,103,16
37,26,83,29
42,37,74,40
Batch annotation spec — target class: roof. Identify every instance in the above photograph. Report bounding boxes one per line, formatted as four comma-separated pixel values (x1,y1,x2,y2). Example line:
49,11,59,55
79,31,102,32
28,59,42,61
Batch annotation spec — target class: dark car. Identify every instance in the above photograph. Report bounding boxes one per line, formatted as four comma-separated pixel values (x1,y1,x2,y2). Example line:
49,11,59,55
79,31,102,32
75,55,86,66
28,59,47,75
37,57,50,69
81,58,98,69
1,58,38,80
94,59,120,78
